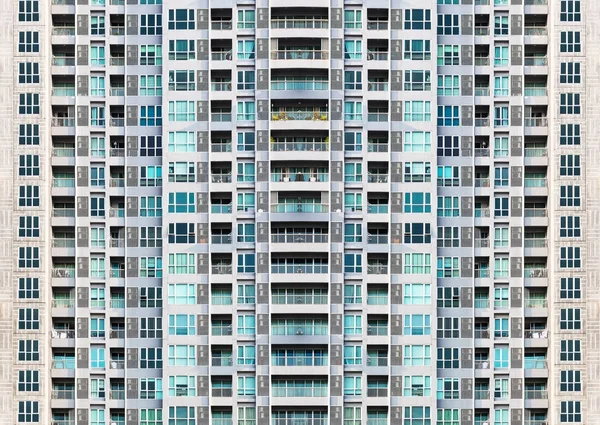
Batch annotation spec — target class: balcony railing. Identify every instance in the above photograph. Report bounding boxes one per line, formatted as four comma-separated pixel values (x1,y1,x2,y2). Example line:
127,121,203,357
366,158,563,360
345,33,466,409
475,208,490,217
110,330,125,339
524,147,547,157
271,18,329,29
271,292,328,305
524,87,548,96
271,50,328,60
211,82,232,91
212,325,233,336
368,142,388,152
475,118,490,127
110,178,124,187
474,299,490,308
52,420,75,425
211,51,233,60
271,78,328,91
474,27,490,36
211,112,232,122
368,82,389,91
524,27,548,36
367,204,389,214
211,235,233,244
211,204,233,214
212,264,233,274
212,357,233,367
271,140,328,152
52,238,75,247
110,359,125,369
210,173,231,183
272,386,327,397
367,356,388,366
271,111,328,121
110,26,125,36
271,203,328,213
524,268,548,278
474,390,490,400
211,295,233,305
474,238,490,248
52,268,75,278
110,299,125,308
524,329,549,338
524,178,547,187
524,420,548,425
52,389,75,399
110,57,125,66
524,57,548,66
475,360,490,369
367,20,388,30
110,148,124,157
52,87,76,96
367,51,388,61
212,388,233,397
475,88,490,96
52,359,75,369
474,329,490,339
211,143,233,152
271,234,328,243
524,238,548,247
271,263,328,274
52,298,74,308
211,20,233,30
367,113,388,122
524,0,547,4
367,235,388,244
272,355,327,366
524,359,547,369
475,269,490,278
52,117,75,127
271,325,328,336
110,390,125,400
110,117,125,126
53,147,75,157
52,329,75,339
367,265,388,275
524,208,547,217
474,57,490,66
475,178,490,188
109,208,124,218
525,298,548,308
52,57,75,66
524,389,548,399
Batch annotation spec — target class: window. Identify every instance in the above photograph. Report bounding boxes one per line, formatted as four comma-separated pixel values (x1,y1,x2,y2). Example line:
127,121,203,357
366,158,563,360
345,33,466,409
90,76,105,96
90,378,106,399
404,132,431,152
168,131,195,153
437,14,459,35
237,132,255,151
18,31,39,53
168,9,194,29
560,308,582,330
140,106,162,126
404,375,431,397
141,409,162,425
437,135,459,157
237,223,255,243
90,166,105,187
141,225,163,247
90,45,105,66
560,246,581,268
18,401,39,423
168,253,195,274
437,257,459,278
168,162,194,183
237,253,255,273
404,9,431,30
494,136,509,157
141,196,162,217
345,132,362,151
237,101,255,121
404,253,432,274
437,105,459,126
494,167,509,187
19,124,39,145
168,223,194,244
437,165,459,186
90,409,105,425
560,216,581,240
237,40,255,59
18,247,39,268
141,14,163,35
404,284,431,305
345,407,361,425
561,370,582,392
494,347,509,368
494,106,509,126
344,101,363,120
169,70,195,91
437,75,459,96
169,407,195,425
561,340,582,361
168,192,195,213
140,378,163,399
437,378,459,399
560,93,581,114
404,101,431,121
90,287,105,308
18,278,39,299
238,376,256,395
404,345,431,366
90,196,105,217
404,39,431,60
140,257,163,278
168,314,195,336
404,192,431,213
344,192,363,212
494,317,509,338
18,216,39,238
404,162,431,182
404,315,431,335
168,101,195,122
560,185,581,207
494,75,509,96
437,409,459,425
561,277,581,299
238,9,255,29
437,317,459,338
91,15,105,35
404,223,431,244
437,287,459,308
494,197,509,217
494,15,508,36
237,70,255,90
344,10,362,29
168,345,196,366
140,348,162,369
344,40,363,60
561,31,581,53
343,376,362,396
494,409,508,425
18,93,39,115
404,70,431,91
140,45,162,65
437,348,459,368
18,0,39,21
437,45,459,66
344,70,362,90
561,401,582,423
561,0,581,21
18,340,39,361
344,253,362,273
344,162,363,182
18,185,39,208
168,283,196,305
18,308,39,330
18,370,39,392
344,315,362,335
140,75,162,96
344,223,362,243
404,407,430,425
560,62,581,84
18,62,39,84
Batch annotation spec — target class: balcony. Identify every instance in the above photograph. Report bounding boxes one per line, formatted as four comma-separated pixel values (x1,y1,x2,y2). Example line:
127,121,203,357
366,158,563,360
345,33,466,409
52,117,75,127
211,20,233,30
525,147,548,157
524,56,548,66
110,26,125,36
271,260,328,274
272,324,328,336
271,203,328,213
52,86,75,96
271,137,328,152
52,298,74,308
53,147,75,157
52,389,75,400
524,239,548,248
53,238,75,248
271,17,328,29
524,389,548,400
52,329,75,339
525,298,548,308
52,57,75,66
271,77,328,91
524,329,548,339
524,268,548,278
272,289,328,305
367,264,388,275
271,109,328,121
271,232,328,244
212,264,233,275
52,268,75,278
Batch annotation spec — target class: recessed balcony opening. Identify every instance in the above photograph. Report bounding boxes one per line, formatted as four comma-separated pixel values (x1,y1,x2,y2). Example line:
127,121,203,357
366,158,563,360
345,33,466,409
271,161,328,183
271,7,329,29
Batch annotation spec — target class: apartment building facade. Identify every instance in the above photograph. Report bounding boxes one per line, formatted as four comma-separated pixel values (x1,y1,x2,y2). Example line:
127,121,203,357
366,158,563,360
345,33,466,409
1,0,599,424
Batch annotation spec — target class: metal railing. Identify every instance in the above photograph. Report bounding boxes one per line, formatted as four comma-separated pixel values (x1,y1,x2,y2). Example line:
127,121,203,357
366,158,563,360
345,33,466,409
110,360,125,369
271,203,328,213
211,204,233,214
271,263,328,274
474,390,490,400
524,208,547,217
367,20,388,30
524,389,548,399
211,51,233,60
474,27,490,36
110,57,125,66
524,178,547,187
474,329,490,339
524,238,548,247
474,299,490,308
272,355,328,366
368,142,388,152
52,268,75,278
212,326,233,336
367,265,388,275
367,357,388,366
367,204,389,214
475,360,490,369
271,111,328,121
271,18,329,29
271,233,328,243
52,329,75,338
474,57,490,66
525,298,547,308
524,268,548,278
524,87,548,96
110,88,124,96
475,269,490,278
367,235,388,244
524,359,547,369
475,208,490,217
52,87,76,96
211,173,233,183
52,359,75,369
211,112,232,122
52,298,74,308
52,238,75,247
368,82,389,91
110,26,125,35
211,143,233,152
110,178,124,187
524,57,548,66
211,235,233,244
52,389,75,400
474,239,490,248
271,173,327,183
53,147,75,157
110,148,125,157
271,292,328,305
271,50,328,60
475,178,490,188
212,264,233,274
110,330,125,339
271,79,329,91
211,82,232,91
52,57,75,66
367,112,388,122
475,118,490,127
271,140,328,151
212,357,233,366
524,147,547,157
110,390,125,400
524,329,549,338
52,117,75,127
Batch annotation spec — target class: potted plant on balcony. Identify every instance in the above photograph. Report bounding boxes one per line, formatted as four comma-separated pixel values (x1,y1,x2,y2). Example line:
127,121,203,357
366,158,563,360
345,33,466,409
313,112,320,121
320,114,327,121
